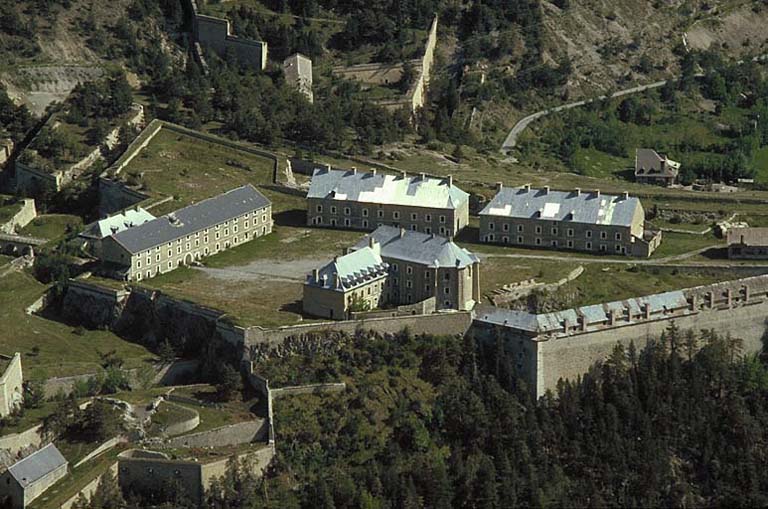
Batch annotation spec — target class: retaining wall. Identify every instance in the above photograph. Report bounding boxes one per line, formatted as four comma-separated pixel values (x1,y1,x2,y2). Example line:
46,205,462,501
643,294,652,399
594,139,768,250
158,402,200,437
0,198,36,234
0,424,42,459
270,382,346,399
164,419,266,449
60,462,119,509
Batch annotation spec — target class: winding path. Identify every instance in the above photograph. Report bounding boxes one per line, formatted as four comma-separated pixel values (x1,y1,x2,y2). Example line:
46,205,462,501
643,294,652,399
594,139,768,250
500,80,668,154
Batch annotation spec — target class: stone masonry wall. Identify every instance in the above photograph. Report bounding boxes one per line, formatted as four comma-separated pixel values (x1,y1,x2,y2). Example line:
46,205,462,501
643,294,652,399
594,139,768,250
0,199,36,234
0,353,23,418
164,420,266,449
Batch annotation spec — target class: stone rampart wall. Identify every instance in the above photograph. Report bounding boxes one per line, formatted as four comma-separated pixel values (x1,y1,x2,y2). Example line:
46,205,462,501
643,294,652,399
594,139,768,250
270,382,346,399
0,424,42,459
164,419,266,449
199,447,275,491
73,436,122,468
0,198,36,234
159,402,200,437
60,462,118,509
0,353,23,418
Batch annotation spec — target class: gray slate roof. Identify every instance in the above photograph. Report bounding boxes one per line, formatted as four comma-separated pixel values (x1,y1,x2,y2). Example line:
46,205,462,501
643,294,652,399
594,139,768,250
111,185,270,254
307,168,468,210
475,290,688,336
80,207,155,240
353,225,479,269
479,187,641,228
309,246,389,291
9,443,67,488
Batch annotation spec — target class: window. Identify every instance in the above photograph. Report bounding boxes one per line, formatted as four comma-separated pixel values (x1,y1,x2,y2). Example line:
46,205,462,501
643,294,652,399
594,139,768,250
344,207,351,216
224,229,229,236
234,226,238,233
517,225,524,233
168,250,172,257
330,219,337,226
393,211,400,220
503,223,509,232
567,228,574,237
444,287,450,295
195,240,200,247
535,237,542,245
426,214,432,222
216,243,220,251
177,246,182,254
425,227,431,234
331,206,337,214
502,236,509,244
137,260,142,268
377,210,384,218
185,242,190,250
204,236,208,243
551,240,558,247
410,224,417,231
344,218,351,227
517,236,524,244
567,240,574,248
244,221,249,228
600,231,607,240
487,233,495,242
586,230,593,238
600,245,607,252
586,242,592,250
362,208,369,217
535,226,542,234
444,300,451,307
406,266,413,275
406,280,412,289
444,272,450,281
489,222,495,231
362,219,369,228
439,227,446,235
215,232,220,240
393,263,399,272
146,271,151,279
439,215,446,224
615,244,622,252
146,257,151,265
551,227,558,235
316,204,323,213
168,261,172,269
262,215,267,222
615,232,622,241
425,271,430,279
156,254,160,262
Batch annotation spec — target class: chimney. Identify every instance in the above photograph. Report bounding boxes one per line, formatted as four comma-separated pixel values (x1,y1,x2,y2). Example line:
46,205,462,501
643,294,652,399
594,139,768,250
643,303,651,319
368,235,375,248
332,272,340,289
420,172,426,180
371,168,377,176
447,175,453,187
544,186,550,194
312,268,319,282
496,182,503,192
399,227,406,238
622,191,629,200
401,170,407,179
608,309,616,326
325,163,331,172
562,318,569,334
575,188,581,196
741,234,745,244
595,189,601,198
351,166,357,175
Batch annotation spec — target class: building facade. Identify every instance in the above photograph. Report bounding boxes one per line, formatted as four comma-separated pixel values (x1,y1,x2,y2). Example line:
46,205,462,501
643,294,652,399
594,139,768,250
0,444,68,508
303,238,390,319
0,353,23,418
727,227,768,259
635,148,680,186
304,226,480,319
283,53,313,103
306,168,469,237
479,185,660,257
100,185,272,282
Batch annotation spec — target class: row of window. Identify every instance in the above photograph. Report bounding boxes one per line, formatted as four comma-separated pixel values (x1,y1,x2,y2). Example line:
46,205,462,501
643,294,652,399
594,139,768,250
136,210,269,258
486,222,623,241
312,217,452,236
317,204,448,224
485,234,627,253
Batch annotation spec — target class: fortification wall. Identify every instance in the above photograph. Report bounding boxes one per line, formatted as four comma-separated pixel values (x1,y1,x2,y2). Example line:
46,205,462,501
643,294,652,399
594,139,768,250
245,310,472,359
118,454,205,504
270,382,346,399
199,447,275,491
158,402,200,437
0,199,36,234
0,424,42,460
164,420,266,449
60,462,118,509
0,353,23,418
476,274,768,398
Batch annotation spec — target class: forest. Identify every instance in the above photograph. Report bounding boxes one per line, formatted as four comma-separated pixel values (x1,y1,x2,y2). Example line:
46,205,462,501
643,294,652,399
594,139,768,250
82,325,768,508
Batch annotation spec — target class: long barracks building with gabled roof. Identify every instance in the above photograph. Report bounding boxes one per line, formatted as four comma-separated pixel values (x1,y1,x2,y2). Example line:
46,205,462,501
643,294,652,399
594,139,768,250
479,184,661,257
100,185,272,282
306,167,470,238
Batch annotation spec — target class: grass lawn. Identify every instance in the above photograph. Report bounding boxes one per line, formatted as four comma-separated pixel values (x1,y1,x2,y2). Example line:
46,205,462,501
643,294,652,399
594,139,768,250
479,256,580,299
119,128,276,215
139,224,361,327
650,231,724,259
20,214,82,242
563,265,741,308
170,385,259,433
0,400,58,435
147,401,198,436
751,146,768,183
0,271,156,380
0,197,22,224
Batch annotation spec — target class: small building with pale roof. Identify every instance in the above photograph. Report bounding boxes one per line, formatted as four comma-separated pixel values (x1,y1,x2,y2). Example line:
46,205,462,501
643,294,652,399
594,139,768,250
634,148,680,186
727,227,768,259
283,53,313,103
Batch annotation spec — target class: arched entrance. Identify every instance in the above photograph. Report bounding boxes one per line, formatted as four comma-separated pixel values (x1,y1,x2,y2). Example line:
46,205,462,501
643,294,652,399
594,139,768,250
183,253,194,266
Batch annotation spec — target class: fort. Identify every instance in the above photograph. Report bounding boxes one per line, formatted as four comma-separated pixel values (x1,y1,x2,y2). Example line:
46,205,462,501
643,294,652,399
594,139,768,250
187,0,267,71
